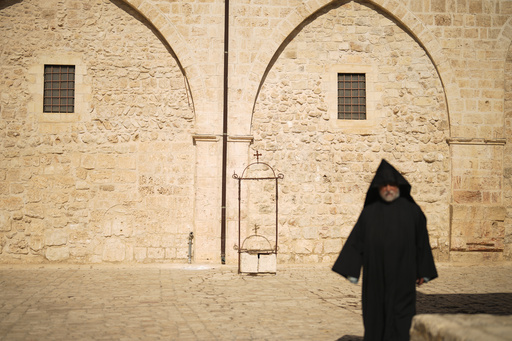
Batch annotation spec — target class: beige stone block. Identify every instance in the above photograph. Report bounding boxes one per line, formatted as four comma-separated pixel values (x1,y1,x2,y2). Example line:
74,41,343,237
240,252,258,273
165,247,177,259
487,206,507,222
451,204,475,221
295,240,315,254
96,154,115,169
103,238,125,262
117,156,136,170
478,99,492,112
453,190,482,204
0,197,23,211
0,182,8,196
75,181,90,190
50,217,68,229
46,246,70,261
324,239,342,253
89,170,112,183
450,235,467,251
81,155,96,170
134,247,147,262
124,244,134,261
113,170,137,184
469,0,483,13
450,251,503,263
11,219,25,233
176,245,188,260
147,247,165,259
0,209,11,232
110,215,132,237
29,235,44,252
258,253,276,273
45,229,68,246
75,167,88,180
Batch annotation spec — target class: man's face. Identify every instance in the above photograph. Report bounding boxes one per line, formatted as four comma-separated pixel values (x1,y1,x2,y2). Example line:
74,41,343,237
379,184,400,202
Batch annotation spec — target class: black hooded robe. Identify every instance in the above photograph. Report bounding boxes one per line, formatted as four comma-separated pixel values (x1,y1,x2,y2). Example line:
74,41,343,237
332,160,437,341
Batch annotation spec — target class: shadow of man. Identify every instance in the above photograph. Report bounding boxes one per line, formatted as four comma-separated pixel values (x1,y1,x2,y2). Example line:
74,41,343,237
336,336,363,341
416,292,512,315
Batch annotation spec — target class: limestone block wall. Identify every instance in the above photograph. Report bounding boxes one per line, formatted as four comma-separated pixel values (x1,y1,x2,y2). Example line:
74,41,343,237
409,0,510,138
251,1,450,263
504,45,512,260
0,0,195,263
227,0,512,263
0,0,511,264
406,0,512,261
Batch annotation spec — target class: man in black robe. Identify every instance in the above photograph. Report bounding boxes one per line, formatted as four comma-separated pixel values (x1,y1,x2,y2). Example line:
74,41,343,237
332,159,438,341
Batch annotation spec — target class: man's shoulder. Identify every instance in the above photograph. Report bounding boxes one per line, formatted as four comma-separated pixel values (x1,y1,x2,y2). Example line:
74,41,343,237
396,196,423,209
363,196,421,210
397,197,427,219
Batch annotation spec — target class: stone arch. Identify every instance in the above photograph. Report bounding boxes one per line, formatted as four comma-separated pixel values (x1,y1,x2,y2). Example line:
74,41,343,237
497,16,512,52
497,15,512,127
246,0,458,136
119,0,203,116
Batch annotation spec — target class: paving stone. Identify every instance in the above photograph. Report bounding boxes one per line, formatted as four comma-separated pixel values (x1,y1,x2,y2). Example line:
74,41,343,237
0,263,510,340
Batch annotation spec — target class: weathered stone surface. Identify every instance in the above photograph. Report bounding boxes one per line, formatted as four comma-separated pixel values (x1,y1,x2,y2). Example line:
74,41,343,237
0,0,511,265
44,230,68,247
45,246,70,261
102,238,126,262
411,314,512,341
0,0,195,264
0,211,11,232
253,1,450,263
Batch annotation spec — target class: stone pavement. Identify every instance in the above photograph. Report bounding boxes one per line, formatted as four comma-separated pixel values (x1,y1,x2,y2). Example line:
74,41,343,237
0,263,511,340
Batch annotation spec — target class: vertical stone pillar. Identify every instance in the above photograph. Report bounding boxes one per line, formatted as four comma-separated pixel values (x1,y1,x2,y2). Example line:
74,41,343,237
192,134,222,263
448,138,507,262
225,135,254,264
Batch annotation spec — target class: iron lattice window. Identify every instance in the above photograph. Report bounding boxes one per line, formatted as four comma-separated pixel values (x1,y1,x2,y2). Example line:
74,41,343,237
337,73,366,120
43,65,75,113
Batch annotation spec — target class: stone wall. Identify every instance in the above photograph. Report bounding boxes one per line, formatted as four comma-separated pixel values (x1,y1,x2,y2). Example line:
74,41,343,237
0,0,195,263
411,314,512,341
504,43,512,260
0,0,511,264
251,1,450,263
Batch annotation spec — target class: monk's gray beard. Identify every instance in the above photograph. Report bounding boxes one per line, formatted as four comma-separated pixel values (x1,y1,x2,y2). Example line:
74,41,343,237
380,189,400,202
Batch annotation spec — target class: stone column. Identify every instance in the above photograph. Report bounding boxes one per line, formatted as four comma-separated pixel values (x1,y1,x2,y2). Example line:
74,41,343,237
225,135,254,265
192,134,222,263
448,137,507,262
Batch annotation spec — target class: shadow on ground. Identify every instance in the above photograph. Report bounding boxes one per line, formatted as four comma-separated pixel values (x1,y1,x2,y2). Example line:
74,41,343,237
336,336,363,341
417,292,512,315
335,293,512,340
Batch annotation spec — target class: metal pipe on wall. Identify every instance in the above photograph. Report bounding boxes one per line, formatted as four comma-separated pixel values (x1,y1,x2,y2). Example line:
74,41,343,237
188,232,194,264
220,0,229,264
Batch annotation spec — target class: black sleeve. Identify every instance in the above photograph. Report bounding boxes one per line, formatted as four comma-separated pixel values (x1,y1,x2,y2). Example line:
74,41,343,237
415,209,438,281
332,214,364,280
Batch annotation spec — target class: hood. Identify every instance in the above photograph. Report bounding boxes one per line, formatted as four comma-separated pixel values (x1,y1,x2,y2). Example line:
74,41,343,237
364,159,414,206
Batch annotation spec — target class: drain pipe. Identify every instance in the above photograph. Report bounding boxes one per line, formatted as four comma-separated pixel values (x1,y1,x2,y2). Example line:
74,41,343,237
220,0,229,265
188,231,194,264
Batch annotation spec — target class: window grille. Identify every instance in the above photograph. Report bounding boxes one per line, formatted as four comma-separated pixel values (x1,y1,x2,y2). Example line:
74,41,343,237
337,73,366,120
43,65,75,113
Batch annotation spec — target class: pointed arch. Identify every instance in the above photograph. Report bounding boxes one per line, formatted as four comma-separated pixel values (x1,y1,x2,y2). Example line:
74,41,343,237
244,0,459,136
497,16,512,138
118,0,205,116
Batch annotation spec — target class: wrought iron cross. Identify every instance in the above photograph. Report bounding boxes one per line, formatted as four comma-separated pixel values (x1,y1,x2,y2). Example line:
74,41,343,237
254,150,262,163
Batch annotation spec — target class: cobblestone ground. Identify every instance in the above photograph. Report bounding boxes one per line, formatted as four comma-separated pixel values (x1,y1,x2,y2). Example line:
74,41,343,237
0,263,511,340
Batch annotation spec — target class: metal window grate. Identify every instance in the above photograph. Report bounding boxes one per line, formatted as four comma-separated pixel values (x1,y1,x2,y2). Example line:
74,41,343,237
337,73,366,120
43,65,75,113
